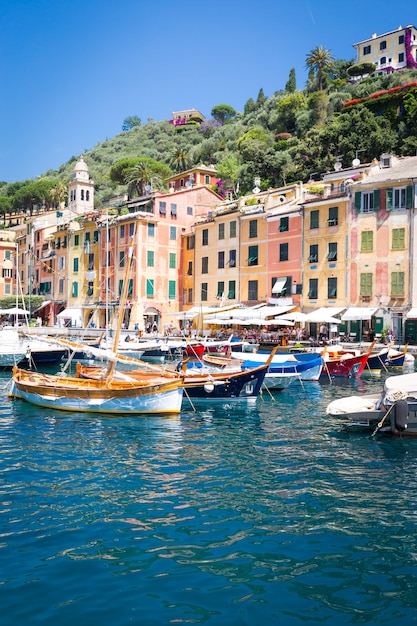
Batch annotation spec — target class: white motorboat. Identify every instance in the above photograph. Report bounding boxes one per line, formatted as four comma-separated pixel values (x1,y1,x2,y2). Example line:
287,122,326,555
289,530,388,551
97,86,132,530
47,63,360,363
263,372,299,390
326,371,417,435
0,326,67,368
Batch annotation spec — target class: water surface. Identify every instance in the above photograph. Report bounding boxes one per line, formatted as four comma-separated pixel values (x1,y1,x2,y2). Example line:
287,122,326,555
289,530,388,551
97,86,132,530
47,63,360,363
1,371,417,625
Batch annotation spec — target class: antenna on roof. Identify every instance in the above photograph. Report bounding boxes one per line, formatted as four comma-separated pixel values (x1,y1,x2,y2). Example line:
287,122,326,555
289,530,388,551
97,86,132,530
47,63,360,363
352,149,365,168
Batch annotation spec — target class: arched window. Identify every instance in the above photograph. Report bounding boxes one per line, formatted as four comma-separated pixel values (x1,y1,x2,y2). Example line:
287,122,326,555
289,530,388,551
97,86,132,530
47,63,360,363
81,189,85,200
86,190,90,201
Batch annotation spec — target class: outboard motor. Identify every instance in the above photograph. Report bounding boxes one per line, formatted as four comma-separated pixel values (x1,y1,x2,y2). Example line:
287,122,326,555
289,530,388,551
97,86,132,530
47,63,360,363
394,399,408,432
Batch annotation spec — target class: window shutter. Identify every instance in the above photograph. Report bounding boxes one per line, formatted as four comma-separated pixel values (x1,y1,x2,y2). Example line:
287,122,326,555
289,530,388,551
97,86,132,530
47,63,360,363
386,188,393,211
373,189,380,212
406,185,413,209
354,192,361,214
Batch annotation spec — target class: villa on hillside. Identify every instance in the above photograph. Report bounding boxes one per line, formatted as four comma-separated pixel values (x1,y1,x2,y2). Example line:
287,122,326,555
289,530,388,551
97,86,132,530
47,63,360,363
166,164,218,193
353,24,417,75
169,109,205,128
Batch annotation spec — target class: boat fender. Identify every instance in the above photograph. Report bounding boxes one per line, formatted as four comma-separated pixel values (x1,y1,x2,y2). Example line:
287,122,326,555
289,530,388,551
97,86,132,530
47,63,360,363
204,383,215,393
394,399,408,431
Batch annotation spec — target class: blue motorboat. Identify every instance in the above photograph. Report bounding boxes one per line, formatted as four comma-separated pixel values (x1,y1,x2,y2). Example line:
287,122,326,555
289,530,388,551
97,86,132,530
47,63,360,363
230,350,323,381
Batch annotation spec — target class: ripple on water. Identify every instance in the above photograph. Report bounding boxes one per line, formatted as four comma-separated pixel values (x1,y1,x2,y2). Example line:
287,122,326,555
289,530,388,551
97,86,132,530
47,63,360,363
1,372,417,624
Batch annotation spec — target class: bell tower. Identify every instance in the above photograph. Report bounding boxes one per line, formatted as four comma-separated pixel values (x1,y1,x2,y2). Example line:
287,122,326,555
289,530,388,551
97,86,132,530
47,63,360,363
68,155,95,215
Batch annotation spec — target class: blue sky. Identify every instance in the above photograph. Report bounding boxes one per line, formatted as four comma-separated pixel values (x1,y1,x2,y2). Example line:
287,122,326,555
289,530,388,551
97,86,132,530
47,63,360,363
0,0,415,183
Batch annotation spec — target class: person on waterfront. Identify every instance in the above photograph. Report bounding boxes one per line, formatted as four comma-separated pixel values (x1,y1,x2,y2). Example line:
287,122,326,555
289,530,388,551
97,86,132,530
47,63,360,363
319,323,327,342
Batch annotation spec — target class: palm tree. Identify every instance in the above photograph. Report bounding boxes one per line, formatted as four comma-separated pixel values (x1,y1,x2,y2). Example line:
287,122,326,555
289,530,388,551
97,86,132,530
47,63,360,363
305,46,334,91
124,161,163,197
49,181,68,210
168,148,191,173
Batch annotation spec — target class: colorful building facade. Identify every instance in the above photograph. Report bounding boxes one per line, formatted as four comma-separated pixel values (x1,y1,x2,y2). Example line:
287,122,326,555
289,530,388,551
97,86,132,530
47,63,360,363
353,25,417,75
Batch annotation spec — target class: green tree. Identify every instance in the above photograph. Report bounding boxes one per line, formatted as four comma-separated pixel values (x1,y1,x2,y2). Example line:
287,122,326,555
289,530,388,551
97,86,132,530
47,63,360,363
216,154,240,191
285,68,296,93
123,158,171,197
347,62,377,78
0,196,12,225
168,148,191,173
244,97,256,114
289,105,398,180
211,104,237,124
109,158,142,185
305,45,335,91
49,181,68,209
12,179,55,214
307,91,329,125
277,92,308,134
256,88,267,107
122,116,141,131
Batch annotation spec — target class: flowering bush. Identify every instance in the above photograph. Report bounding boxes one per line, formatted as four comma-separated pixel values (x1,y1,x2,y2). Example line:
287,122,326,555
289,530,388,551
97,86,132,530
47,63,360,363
343,81,417,107
405,28,417,69
214,179,233,199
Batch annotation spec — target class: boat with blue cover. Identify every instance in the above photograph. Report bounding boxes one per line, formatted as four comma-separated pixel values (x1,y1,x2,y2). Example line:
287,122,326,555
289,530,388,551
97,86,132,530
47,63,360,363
230,350,323,381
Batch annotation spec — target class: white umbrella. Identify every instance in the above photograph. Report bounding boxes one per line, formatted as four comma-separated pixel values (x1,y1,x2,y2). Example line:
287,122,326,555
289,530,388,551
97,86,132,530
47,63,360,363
203,317,228,325
305,312,341,324
280,311,308,323
231,317,295,326
269,317,295,326
1,307,30,316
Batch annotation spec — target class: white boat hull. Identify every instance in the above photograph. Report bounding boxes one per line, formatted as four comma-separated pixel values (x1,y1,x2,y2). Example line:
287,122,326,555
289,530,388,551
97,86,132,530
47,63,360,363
326,371,417,434
9,379,183,415
263,373,298,390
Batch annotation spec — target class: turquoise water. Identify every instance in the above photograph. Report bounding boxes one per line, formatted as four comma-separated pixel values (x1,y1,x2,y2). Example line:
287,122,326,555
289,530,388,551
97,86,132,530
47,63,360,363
1,371,417,625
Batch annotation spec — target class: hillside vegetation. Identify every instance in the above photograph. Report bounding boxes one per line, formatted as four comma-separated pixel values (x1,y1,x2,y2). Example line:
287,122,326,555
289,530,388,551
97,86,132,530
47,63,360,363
2,62,417,216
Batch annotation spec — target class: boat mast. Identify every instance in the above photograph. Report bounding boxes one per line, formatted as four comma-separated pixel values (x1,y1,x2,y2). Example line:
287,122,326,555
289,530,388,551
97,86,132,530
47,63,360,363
107,243,133,380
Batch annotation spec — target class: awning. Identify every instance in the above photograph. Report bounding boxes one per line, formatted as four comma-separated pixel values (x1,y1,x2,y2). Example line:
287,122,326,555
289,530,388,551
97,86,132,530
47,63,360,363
255,304,296,317
0,307,29,316
272,277,287,294
33,300,51,313
175,312,199,321
341,307,378,321
56,307,83,327
305,307,345,323
406,308,417,319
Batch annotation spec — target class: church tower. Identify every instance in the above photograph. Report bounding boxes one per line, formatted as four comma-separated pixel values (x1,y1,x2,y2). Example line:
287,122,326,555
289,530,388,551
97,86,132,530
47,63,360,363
68,155,95,215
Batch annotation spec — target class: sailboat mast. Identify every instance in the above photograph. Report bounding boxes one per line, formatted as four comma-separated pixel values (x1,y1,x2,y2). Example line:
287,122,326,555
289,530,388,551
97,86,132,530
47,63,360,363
107,243,133,379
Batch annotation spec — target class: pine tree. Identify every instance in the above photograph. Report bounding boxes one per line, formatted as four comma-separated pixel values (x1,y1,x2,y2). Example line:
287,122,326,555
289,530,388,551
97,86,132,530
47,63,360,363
285,68,296,93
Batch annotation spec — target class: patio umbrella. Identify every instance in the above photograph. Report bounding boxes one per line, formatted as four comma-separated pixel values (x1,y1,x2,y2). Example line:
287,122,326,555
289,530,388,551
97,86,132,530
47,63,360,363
269,318,295,326
1,307,30,316
231,317,295,326
305,311,341,324
280,311,308,323
203,317,229,325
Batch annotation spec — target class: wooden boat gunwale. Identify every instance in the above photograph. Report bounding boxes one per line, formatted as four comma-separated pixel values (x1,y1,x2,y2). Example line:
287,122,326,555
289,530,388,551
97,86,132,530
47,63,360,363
9,243,184,415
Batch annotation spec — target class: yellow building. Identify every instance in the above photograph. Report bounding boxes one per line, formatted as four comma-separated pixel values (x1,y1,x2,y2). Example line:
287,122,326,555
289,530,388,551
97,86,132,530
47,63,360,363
79,213,101,327
349,155,417,343
353,25,417,75
301,173,357,312
0,230,17,298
